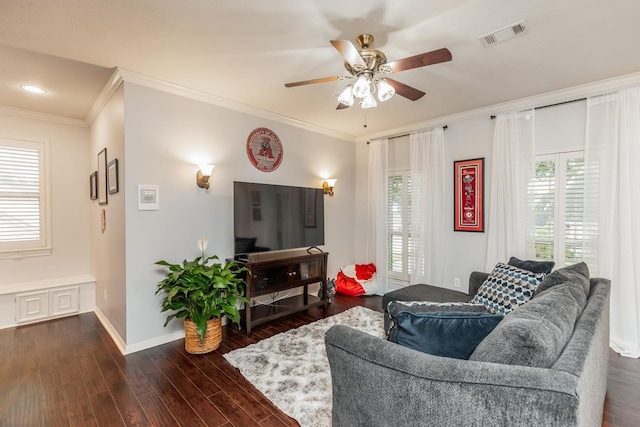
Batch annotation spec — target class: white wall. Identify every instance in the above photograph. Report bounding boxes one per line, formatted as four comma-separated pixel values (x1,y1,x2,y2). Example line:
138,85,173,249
89,85,127,340
121,83,356,349
0,112,91,286
354,101,588,294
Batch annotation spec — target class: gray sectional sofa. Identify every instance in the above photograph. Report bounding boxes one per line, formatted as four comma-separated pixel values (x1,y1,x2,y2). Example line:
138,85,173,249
325,265,611,427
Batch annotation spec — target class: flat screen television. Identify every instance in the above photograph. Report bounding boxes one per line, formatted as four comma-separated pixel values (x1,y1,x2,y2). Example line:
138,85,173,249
233,181,325,256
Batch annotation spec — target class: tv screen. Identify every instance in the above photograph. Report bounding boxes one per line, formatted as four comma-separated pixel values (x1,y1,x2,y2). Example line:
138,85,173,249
233,181,325,255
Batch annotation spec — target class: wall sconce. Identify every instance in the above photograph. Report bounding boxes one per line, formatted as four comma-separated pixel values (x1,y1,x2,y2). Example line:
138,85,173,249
323,179,337,196
196,164,215,189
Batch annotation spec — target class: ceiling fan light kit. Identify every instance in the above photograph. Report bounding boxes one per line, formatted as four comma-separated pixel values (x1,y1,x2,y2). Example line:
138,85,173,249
285,33,452,110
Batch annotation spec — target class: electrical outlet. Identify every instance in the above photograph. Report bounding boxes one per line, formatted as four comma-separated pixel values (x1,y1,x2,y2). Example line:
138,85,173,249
453,277,461,288
104,289,108,300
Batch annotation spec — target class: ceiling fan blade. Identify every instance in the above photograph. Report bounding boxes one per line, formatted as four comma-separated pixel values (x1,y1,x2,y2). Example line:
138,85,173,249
336,102,350,110
386,78,425,101
285,76,341,87
385,48,452,73
330,39,366,68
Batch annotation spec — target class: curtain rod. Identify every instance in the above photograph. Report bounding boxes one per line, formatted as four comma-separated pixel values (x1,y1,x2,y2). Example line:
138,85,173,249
367,125,448,144
490,97,587,119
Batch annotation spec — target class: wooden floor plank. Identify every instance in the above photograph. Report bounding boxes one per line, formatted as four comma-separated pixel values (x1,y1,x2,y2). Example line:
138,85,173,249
143,369,208,427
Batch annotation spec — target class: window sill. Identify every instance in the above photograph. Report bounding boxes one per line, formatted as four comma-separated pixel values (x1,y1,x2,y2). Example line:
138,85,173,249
0,247,52,260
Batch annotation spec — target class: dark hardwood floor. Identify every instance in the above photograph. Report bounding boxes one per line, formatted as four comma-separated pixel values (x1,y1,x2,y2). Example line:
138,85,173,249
0,294,637,426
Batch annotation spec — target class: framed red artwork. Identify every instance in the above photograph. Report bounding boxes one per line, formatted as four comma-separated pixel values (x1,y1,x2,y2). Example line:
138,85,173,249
454,158,484,232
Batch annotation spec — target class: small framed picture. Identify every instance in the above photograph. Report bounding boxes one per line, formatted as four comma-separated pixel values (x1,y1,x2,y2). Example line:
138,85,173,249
90,171,98,200
98,148,108,205
252,207,261,221
108,158,119,194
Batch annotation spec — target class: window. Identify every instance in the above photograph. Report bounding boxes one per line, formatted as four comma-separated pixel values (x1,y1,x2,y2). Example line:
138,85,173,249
388,171,411,282
0,138,50,257
532,151,586,267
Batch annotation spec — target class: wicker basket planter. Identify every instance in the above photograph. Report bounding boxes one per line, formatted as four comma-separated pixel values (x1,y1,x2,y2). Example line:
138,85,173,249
184,317,222,354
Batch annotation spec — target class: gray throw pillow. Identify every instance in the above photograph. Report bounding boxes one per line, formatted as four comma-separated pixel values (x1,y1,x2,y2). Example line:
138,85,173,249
508,256,555,274
534,262,590,297
469,281,587,368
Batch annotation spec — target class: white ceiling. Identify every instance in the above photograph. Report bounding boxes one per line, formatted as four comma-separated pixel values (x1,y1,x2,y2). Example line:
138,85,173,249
1,0,640,139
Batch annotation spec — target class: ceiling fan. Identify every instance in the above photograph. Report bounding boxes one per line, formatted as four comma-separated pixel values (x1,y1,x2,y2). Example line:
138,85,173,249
284,34,452,110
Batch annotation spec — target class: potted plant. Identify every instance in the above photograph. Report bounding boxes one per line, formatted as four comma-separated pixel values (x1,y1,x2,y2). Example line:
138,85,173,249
155,238,248,354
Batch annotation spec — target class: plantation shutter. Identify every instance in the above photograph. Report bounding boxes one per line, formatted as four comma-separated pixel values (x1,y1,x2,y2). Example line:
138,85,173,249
564,157,585,265
0,139,49,255
387,172,412,282
533,159,555,260
388,174,404,274
533,152,585,267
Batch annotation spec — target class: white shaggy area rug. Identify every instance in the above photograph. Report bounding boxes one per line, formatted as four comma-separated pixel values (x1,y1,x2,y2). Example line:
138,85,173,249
223,306,384,427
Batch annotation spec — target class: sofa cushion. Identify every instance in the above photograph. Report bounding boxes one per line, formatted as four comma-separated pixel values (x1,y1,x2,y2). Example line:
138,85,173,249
469,280,587,368
382,284,471,313
508,256,555,274
534,262,590,297
471,263,546,315
385,300,487,334
388,310,503,359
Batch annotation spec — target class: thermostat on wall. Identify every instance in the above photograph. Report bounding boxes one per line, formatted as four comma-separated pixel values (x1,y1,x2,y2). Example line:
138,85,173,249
138,185,159,211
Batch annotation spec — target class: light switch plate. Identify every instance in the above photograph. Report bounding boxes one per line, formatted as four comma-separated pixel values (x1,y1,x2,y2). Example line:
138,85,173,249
138,185,159,210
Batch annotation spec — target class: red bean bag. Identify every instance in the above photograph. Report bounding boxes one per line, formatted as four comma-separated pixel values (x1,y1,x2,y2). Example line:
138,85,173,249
334,264,378,296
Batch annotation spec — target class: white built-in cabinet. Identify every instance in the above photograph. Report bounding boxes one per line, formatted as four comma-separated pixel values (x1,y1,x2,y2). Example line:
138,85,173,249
16,286,79,324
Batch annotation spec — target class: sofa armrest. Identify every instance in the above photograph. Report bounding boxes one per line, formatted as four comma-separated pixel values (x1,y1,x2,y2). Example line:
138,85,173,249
469,271,489,296
325,325,581,427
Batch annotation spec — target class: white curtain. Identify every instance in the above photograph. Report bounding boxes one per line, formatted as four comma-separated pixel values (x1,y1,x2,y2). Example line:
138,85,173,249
584,87,640,358
409,129,446,285
485,110,536,271
367,138,389,295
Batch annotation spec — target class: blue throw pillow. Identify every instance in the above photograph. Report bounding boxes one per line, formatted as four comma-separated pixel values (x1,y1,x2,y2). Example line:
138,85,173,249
388,311,504,359
508,256,555,274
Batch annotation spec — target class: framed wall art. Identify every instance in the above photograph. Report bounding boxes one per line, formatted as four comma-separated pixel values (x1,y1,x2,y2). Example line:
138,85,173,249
108,158,119,194
98,148,108,205
90,171,98,200
454,158,484,232
246,127,283,172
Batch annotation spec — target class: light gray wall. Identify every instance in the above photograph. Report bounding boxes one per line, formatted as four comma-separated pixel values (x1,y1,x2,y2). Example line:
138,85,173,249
0,112,91,287
122,82,356,347
90,84,127,339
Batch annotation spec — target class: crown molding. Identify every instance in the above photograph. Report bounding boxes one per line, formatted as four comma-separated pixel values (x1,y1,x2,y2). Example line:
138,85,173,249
357,71,640,142
0,104,87,127
84,68,124,127
114,68,356,142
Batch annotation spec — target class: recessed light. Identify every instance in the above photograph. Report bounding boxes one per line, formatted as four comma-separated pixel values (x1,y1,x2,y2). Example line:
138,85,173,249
21,85,47,94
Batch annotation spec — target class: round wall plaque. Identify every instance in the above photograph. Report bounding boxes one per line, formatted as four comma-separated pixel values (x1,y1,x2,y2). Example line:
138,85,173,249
246,127,283,172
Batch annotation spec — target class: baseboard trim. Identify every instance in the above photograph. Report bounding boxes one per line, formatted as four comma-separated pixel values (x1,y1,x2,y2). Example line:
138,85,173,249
93,307,185,355
123,330,185,355
93,307,127,354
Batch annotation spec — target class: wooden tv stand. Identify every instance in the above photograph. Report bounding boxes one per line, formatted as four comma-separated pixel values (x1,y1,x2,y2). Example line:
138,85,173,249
234,250,328,336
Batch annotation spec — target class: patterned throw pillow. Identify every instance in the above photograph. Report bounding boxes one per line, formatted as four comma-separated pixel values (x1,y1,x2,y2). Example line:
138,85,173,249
471,263,546,315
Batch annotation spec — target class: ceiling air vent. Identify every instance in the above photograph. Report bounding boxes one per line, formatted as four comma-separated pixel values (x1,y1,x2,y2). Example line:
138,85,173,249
479,20,529,47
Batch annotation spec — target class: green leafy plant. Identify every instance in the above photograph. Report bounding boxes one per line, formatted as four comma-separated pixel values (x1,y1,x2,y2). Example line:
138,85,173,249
155,255,248,341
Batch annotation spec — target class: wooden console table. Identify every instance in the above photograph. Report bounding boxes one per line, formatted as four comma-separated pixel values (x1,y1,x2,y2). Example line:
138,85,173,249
234,250,328,336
